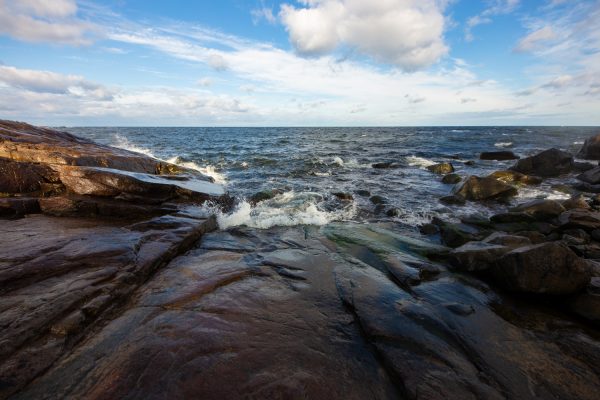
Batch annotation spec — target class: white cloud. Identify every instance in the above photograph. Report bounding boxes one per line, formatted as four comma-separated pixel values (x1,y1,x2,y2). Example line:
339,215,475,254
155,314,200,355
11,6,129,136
251,6,277,25
279,0,448,71
0,65,114,100
0,0,94,45
514,26,557,52
197,78,213,87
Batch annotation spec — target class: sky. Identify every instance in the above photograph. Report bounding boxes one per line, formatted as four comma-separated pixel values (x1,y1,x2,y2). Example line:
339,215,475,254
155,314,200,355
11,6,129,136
0,0,599,126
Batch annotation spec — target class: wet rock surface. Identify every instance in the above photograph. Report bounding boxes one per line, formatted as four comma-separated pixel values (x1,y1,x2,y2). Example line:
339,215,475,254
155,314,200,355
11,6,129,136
510,148,574,177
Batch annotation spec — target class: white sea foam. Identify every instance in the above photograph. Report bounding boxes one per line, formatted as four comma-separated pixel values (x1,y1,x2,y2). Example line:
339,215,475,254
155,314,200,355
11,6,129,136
494,142,513,148
332,156,344,166
574,141,584,145
406,155,436,168
516,186,570,201
216,191,356,229
114,134,157,158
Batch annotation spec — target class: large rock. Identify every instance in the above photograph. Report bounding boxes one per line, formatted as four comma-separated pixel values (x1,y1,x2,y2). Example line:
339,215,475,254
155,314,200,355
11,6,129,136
510,199,566,220
450,241,509,272
510,148,574,177
569,278,600,324
492,242,592,294
577,133,600,160
452,175,517,201
480,151,519,161
426,162,454,174
0,158,61,195
559,210,600,231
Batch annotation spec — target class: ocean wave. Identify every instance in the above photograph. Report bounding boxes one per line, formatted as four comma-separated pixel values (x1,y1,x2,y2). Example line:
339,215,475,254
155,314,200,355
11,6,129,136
332,156,344,167
515,186,570,201
112,134,227,184
215,191,357,229
494,142,513,148
574,141,584,145
406,155,436,168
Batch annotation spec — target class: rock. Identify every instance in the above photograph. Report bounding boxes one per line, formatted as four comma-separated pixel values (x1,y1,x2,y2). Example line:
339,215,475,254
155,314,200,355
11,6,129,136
332,192,353,201
464,160,475,166
385,207,401,217
427,162,454,174
591,229,600,242
0,197,40,218
490,212,536,224
355,189,370,197
562,195,591,211
433,218,487,248
452,176,518,201
488,170,542,185
511,148,574,177
574,161,596,172
559,210,600,231
578,166,600,184
514,231,547,244
372,162,398,169
369,195,386,205
0,158,61,195
569,278,600,323
480,151,519,161
577,133,600,160
450,241,509,272
419,223,439,235
492,242,591,294
442,173,461,184
483,232,532,248
440,195,466,205
38,196,176,219
574,182,600,193
510,199,566,220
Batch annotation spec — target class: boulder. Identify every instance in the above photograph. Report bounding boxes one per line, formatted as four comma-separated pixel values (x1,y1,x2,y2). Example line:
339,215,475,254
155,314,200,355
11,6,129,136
427,163,454,174
369,195,386,205
482,232,532,248
577,166,600,184
0,197,40,218
440,195,466,205
480,151,519,161
453,176,518,201
433,218,487,248
450,241,509,272
577,133,600,160
442,173,461,184
510,199,566,220
569,278,600,324
372,162,398,169
510,148,574,177
0,158,61,195
332,192,353,201
355,189,370,197
492,242,591,294
558,210,600,231
562,195,591,211
488,170,542,185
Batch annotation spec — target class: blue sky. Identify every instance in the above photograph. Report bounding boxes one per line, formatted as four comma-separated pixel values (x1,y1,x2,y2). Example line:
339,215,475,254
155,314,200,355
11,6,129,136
0,0,599,126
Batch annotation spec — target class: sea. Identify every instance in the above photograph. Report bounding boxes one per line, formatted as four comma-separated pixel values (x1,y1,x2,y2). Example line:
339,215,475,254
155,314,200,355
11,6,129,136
64,126,599,231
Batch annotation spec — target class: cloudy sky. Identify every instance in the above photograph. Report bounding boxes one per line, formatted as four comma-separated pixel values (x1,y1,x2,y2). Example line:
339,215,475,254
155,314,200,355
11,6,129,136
0,0,599,126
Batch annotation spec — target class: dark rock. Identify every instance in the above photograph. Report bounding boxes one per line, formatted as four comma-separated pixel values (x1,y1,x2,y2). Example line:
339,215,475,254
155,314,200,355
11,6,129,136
369,195,386,205
442,173,461,184
574,161,596,172
577,133,600,160
480,151,519,161
453,176,518,201
372,162,398,169
433,218,487,248
569,278,600,324
249,190,277,205
578,166,600,184
419,223,439,235
385,207,401,217
515,231,547,244
488,170,542,185
492,242,591,294
0,158,61,195
450,241,509,271
332,192,353,201
510,199,566,220
464,160,475,166
591,229,600,242
440,195,466,205
511,148,574,177
426,162,454,174
575,182,600,193
0,197,40,218
483,232,532,248
490,212,536,224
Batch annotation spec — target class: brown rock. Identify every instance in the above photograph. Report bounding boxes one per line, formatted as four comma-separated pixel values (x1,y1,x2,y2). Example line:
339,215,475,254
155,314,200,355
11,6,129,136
558,210,600,231
450,241,509,271
483,232,532,248
510,148,574,177
510,199,566,220
453,176,518,201
577,133,600,160
569,278,600,324
488,170,542,185
441,173,461,184
0,158,60,195
562,195,591,211
427,162,454,174
578,166,600,184
492,242,591,294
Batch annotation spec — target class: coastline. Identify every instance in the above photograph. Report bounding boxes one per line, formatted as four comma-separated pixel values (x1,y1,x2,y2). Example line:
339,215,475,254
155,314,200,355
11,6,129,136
1,120,599,399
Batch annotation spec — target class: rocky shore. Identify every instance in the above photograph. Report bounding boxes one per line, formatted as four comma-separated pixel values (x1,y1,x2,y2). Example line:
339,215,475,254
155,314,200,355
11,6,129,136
1,120,599,399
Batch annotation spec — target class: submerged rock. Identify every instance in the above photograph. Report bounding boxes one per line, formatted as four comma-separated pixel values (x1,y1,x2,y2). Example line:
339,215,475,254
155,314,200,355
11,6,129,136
510,148,574,177
426,162,454,174
492,242,591,294
441,173,461,184
453,175,518,201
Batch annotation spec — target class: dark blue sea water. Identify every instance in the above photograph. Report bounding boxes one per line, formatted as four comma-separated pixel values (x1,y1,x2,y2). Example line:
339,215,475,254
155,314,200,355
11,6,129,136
65,126,599,229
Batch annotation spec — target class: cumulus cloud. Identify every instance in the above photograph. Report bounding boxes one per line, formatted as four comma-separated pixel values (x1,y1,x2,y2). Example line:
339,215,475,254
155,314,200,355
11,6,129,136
279,0,448,71
514,26,557,52
0,0,94,45
0,65,114,100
